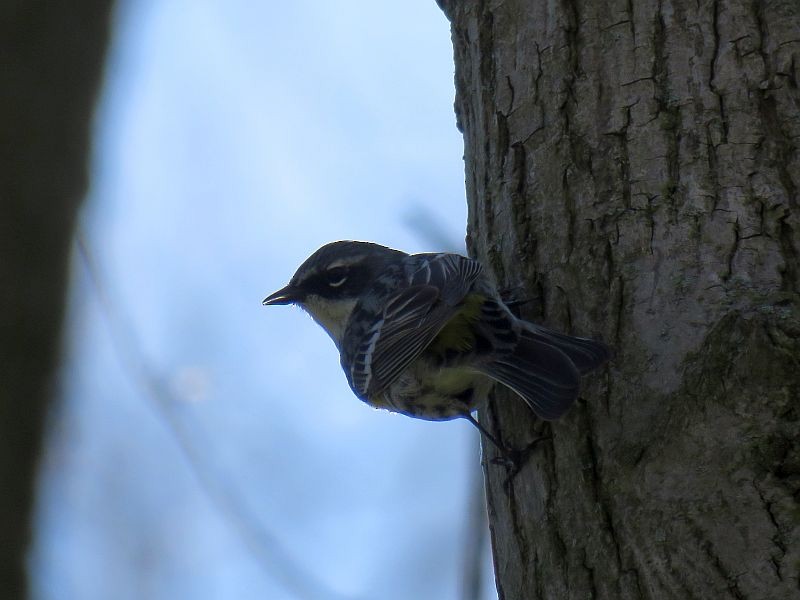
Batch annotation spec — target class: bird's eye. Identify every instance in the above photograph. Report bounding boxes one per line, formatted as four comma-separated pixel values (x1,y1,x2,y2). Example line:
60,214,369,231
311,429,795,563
325,267,348,287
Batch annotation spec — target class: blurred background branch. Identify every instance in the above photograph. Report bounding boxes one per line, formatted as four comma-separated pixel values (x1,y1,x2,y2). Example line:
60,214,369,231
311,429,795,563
0,2,114,597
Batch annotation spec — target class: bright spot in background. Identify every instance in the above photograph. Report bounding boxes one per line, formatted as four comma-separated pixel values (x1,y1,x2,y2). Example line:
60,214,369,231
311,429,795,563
31,1,498,600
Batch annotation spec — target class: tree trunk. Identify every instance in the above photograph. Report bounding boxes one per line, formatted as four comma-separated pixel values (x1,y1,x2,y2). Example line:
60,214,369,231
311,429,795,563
437,0,799,598
0,2,114,597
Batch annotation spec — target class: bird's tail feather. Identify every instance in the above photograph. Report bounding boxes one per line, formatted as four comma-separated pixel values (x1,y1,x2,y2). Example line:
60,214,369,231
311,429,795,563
478,335,581,420
521,324,612,375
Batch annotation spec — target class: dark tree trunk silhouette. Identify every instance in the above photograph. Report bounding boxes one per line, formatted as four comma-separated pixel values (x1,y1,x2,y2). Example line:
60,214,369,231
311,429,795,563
0,2,114,597
438,1,799,598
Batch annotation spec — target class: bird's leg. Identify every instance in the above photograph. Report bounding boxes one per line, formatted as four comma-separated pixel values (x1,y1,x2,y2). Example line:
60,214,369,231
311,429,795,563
462,413,550,472
498,286,542,319
462,412,506,453
500,297,533,310
498,286,538,307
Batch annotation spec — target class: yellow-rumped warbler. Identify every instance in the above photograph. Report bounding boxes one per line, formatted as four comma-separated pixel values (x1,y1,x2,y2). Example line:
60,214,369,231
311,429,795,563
263,241,611,449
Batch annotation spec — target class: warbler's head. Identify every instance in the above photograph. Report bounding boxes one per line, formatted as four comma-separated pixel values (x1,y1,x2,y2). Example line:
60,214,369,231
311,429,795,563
263,240,405,344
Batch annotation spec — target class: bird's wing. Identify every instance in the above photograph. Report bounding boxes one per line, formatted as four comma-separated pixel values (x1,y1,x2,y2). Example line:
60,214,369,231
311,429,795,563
407,252,484,303
344,253,483,398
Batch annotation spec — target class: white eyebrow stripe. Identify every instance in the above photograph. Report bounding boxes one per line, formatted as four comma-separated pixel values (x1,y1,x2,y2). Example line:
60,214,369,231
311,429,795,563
328,256,362,269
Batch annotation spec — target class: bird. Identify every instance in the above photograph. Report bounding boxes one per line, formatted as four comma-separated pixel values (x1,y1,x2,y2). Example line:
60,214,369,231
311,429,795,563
263,240,611,455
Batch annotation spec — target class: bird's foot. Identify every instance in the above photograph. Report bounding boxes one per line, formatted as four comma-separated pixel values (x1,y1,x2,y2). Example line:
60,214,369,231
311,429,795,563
498,286,540,315
461,412,550,475
488,434,551,474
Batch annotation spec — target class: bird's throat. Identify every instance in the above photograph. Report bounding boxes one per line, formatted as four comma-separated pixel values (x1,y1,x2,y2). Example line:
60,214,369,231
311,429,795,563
301,295,358,346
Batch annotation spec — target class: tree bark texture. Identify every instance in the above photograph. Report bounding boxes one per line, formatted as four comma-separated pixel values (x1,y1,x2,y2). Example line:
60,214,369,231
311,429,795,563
438,0,799,598
0,2,113,596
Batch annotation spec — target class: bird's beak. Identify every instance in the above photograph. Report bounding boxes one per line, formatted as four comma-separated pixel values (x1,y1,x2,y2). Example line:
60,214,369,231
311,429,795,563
262,285,303,306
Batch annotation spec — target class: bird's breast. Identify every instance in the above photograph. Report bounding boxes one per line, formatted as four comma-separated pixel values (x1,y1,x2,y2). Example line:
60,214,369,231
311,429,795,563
368,362,492,422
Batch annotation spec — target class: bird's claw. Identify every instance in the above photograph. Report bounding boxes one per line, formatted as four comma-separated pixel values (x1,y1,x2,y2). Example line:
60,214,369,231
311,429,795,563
488,434,551,473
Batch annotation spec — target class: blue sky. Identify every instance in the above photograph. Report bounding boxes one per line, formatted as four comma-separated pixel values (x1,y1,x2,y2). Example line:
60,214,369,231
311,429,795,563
32,1,496,599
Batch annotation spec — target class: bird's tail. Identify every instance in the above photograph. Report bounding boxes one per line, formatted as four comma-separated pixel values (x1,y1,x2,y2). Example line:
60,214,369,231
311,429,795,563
477,325,611,420
521,324,613,375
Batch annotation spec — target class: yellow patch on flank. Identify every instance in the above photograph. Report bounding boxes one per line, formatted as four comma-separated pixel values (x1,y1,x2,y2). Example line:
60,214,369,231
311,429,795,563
429,293,485,355
432,367,478,394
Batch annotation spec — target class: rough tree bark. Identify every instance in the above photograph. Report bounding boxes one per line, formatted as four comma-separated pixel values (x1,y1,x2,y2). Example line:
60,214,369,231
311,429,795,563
0,2,114,597
437,1,799,598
